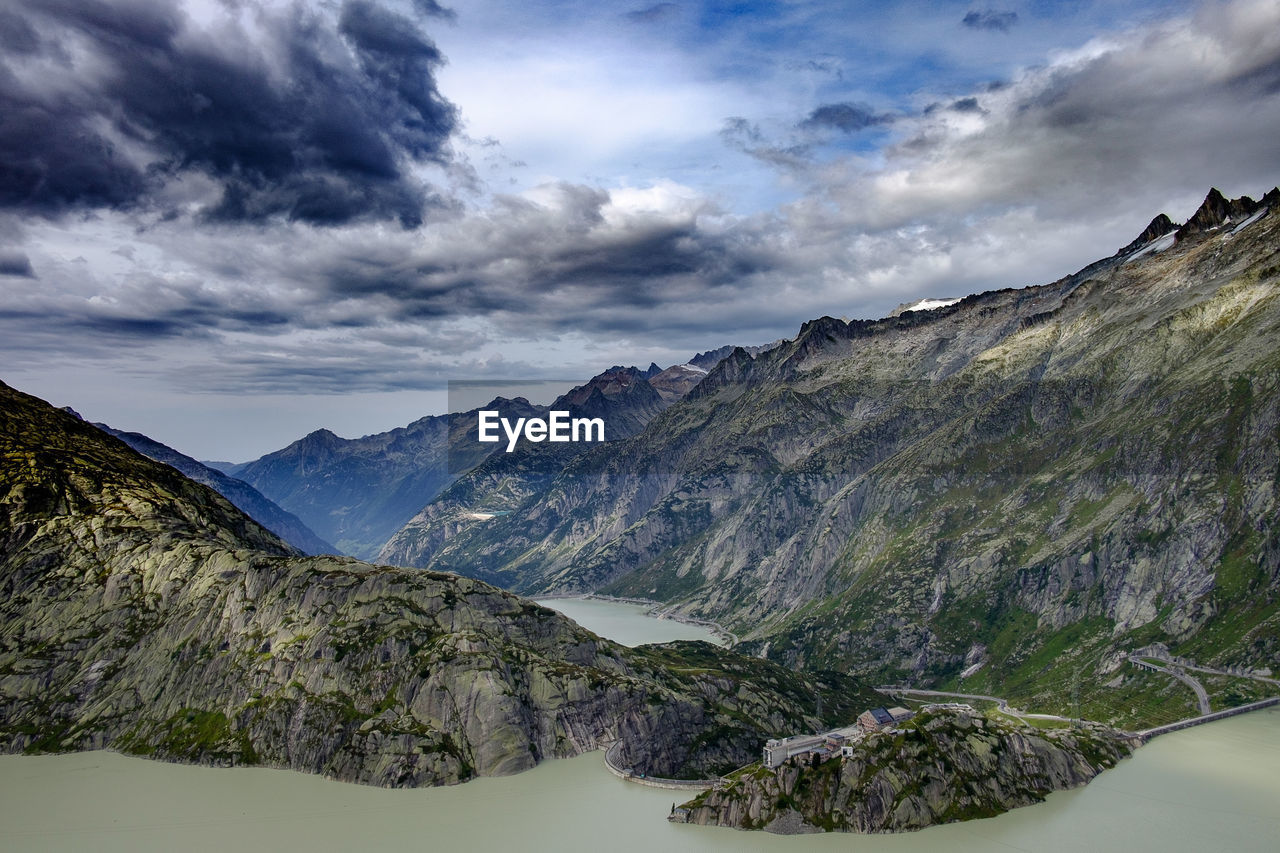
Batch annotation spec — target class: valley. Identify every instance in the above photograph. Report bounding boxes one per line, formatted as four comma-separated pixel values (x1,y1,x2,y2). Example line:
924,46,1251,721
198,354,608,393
358,188,1280,732
3,188,1278,839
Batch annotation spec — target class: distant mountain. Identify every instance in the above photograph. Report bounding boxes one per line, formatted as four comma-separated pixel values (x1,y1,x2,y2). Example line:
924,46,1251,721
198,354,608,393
380,187,1280,730
0,380,876,785
234,364,687,560
888,297,962,317
688,340,784,372
549,365,669,438
93,424,338,556
378,345,801,569
232,398,543,559
377,365,689,571
649,363,709,403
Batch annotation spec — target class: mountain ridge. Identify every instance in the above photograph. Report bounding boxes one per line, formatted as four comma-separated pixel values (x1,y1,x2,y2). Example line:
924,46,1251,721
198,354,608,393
374,186,1280,728
93,423,338,556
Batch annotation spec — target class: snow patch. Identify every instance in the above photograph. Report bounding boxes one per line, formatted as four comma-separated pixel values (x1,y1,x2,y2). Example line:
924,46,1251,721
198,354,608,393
1124,231,1177,263
903,298,961,313
1230,207,1268,235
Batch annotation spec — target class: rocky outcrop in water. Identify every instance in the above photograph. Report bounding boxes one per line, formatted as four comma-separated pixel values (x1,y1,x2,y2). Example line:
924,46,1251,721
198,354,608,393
678,709,1133,833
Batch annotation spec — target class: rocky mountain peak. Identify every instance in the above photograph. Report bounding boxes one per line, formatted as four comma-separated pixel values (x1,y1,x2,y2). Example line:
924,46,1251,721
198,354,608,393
1117,213,1176,254
1118,187,1276,255
649,362,711,403
556,366,649,406
688,345,738,371
1175,187,1262,239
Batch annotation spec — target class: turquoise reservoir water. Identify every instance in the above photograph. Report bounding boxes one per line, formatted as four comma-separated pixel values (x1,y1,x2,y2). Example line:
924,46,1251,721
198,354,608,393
533,596,723,647
2,600,1277,852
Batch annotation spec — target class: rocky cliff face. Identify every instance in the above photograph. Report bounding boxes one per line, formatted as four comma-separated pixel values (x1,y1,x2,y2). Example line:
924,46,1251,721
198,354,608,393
0,381,875,786
377,363,715,572
378,189,1280,725
679,709,1133,834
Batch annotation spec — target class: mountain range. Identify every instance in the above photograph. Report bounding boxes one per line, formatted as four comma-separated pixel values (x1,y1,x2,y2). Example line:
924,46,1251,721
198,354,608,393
227,359,736,559
0,380,876,784
373,186,1280,729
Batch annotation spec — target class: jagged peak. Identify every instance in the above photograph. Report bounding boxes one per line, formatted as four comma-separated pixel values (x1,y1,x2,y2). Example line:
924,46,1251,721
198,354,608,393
1118,213,1176,255
1119,185,1275,256
481,395,534,408
292,428,343,454
797,315,850,339
1175,187,1264,239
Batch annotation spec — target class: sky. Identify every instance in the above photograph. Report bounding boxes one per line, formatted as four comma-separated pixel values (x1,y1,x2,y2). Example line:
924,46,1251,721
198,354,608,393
2,0,1279,461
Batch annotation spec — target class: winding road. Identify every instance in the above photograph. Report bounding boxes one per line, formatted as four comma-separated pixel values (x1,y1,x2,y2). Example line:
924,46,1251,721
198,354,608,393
873,687,1079,724
1127,655,1211,715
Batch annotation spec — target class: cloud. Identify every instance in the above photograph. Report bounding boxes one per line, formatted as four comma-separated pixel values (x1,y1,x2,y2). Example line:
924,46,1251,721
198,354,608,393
800,0,1280,232
411,0,457,21
0,251,35,278
0,0,458,227
719,117,811,168
5,0,1280,409
962,9,1019,32
800,102,893,133
625,4,679,24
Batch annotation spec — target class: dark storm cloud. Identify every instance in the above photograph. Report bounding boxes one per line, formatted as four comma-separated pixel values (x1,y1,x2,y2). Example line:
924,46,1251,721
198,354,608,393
0,173,785,377
720,117,812,168
625,4,679,24
303,183,776,335
410,0,457,21
0,251,35,278
950,97,982,113
800,102,892,133
0,8,41,53
0,0,458,226
962,9,1019,32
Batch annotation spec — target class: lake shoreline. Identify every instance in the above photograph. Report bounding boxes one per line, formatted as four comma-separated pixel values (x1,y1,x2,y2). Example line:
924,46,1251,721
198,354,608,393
4,707,1278,852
